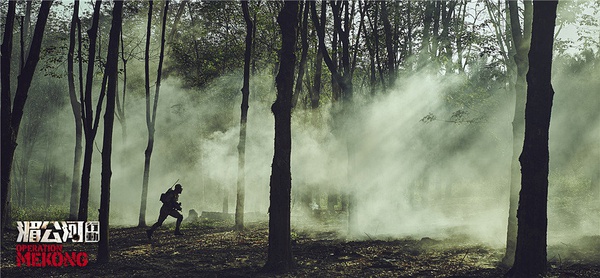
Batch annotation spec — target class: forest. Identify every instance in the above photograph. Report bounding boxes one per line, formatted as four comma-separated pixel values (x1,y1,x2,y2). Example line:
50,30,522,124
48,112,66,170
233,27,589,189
1,0,599,277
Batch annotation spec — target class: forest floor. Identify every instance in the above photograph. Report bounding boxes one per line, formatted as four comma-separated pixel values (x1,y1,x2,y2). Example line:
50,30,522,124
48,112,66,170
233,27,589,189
2,217,600,278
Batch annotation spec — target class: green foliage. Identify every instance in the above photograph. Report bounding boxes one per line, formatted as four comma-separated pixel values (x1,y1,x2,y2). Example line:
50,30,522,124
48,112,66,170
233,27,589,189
10,205,70,224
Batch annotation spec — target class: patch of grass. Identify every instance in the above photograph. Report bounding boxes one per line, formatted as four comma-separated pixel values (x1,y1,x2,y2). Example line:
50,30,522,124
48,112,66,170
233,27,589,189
10,205,70,226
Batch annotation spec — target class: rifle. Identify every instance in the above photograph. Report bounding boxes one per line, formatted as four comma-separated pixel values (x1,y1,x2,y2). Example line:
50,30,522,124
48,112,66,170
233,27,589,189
169,179,180,190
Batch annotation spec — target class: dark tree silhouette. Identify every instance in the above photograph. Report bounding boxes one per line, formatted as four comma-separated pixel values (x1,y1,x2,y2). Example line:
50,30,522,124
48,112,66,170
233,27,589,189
291,1,310,109
67,0,84,220
1,0,52,232
503,0,533,267
235,0,254,231
139,0,169,227
508,1,558,277
263,1,298,272
380,2,395,86
98,0,123,264
79,0,103,221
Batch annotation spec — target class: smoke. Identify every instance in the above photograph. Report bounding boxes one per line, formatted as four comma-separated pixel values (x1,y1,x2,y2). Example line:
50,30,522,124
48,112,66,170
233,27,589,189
338,70,512,245
32,49,597,252
18,2,597,251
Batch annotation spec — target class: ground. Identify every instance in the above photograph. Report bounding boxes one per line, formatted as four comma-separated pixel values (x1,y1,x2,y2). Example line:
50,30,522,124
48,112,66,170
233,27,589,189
2,219,599,277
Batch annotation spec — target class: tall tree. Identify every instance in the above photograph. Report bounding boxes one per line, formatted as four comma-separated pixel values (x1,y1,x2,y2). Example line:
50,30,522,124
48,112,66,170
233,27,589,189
503,0,533,267
79,0,104,221
508,1,558,277
311,0,358,232
98,0,123,263
291,0,310,109
67,0,84,220
1,0,52,232
1,1,17,231
380,2,395,86
235,0,254,231
310,2,325,109
263,1,298,272
139,0,169,227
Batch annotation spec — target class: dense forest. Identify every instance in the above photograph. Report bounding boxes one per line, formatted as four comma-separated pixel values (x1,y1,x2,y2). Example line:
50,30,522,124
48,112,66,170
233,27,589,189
1,0,599,277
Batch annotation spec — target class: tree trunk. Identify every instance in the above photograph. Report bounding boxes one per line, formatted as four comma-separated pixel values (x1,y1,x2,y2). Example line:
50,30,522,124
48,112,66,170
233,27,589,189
98,0,123,264
139,0,154,227
20,1,32,72
116,30,128,144
68,0,83,221
508,1,558,277
235,0,253,231
421,1,435,60
503,0,532,267
263,1,298,272
139,0,169,227
79,0,103,221
310,4,324,109
292,1,310,109
1,0,52,232
380,2,395,85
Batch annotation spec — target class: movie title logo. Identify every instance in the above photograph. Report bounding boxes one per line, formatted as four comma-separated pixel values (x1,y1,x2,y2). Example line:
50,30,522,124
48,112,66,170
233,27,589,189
15,221,99,267
17,221,99,243
16,244,88,267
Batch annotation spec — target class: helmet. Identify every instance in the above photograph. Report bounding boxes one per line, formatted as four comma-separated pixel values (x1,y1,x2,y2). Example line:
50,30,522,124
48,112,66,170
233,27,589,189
174,184,183,192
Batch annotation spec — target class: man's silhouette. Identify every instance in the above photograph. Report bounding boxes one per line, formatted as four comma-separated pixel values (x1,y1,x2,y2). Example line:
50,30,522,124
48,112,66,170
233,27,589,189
147,183,184,239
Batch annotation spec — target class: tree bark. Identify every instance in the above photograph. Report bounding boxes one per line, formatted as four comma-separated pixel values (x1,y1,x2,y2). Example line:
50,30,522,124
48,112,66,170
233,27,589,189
310,3,325,109
310,1,351,99
139,0,169,227
503,0,532,267
79,0,103,221
116,30,128,144
380,2,395,85
263,1,298,272
235,0,254,231
292,0,310,109
139,0,154,227
98,0,123,264
508,1,558,277
68,0,83,221
1,0,52,232
1,0,17,226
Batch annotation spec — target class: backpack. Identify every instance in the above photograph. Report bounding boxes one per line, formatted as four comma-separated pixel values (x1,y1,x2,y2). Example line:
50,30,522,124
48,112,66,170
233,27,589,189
160,189,173,204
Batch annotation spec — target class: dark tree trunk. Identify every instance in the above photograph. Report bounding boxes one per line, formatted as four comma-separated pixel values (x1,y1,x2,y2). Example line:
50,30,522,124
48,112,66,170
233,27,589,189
407,0,413,57
432,1,441,58
369,3,386,91
380,2,395,85
1,0,17,227
421,1,435,59
310,1,351,100
0,1,17,231
508,1,558,277
98,0,123,264
503,0,533,267
139,0,169,227
310,3,325,109
139,0,154,227
1,0,52,232
68,0,83,221
116,30,128,144
263,1,298,272
440,1,456,71
292,1,310,109
235,0,254,231
79,0,103,221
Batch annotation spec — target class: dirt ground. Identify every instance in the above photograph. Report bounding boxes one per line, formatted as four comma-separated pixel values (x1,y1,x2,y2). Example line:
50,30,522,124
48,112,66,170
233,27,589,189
2,220,599,277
